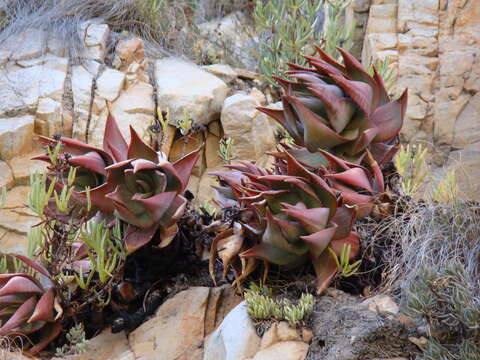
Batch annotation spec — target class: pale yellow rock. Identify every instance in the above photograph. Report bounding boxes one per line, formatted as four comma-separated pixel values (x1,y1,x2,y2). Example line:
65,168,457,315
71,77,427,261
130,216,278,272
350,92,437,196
0,161,14,189
277,321,301,342
260,323,279,350
0,230,30,256
301,328,314,344
250,87,266,105
363,295,400,316
0,115,34,160
56,328,134,360
253,341,309,360
129,287,210,360
7,150,47,186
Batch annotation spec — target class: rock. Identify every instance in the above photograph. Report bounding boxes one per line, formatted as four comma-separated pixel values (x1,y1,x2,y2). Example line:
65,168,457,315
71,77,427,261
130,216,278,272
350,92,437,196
0,161,14,189
202,64,238,84
307,290,419,359
155,58,228,126
253,341,309,360
196,170,221,208
0,230,30,256
36,97,63,137
277,322,301,342
129,287,209,360
7,150,47,186
169,132,205,177
129,286,240,360
83,23,110,62
250,87,266,105
0,115,34,160
159,124,177,158
220,94,276,161
5,30,44,61
301,328,313,344
0,186,39,238
59,328,134,360
260,323,279,350
203,302,261,360
205,121,223,169
444,147,480,200
363,295,400,316
96,68,126,102
113,37,148,74
71,61,101,143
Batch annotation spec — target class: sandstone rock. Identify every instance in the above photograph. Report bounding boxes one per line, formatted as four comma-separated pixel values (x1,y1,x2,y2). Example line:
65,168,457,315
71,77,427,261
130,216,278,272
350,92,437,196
60,328,134,360
0,230,30,256
250,87,266,105
113,37,147,74
159,124,177,158
196,169,221,208
6,30,44,61
445,147,480,201
0,161,14,189
252,341,309,360
36,97,62,137
363,295,400,316
96,68,126,102
0,115,34,160
155,58,228,126
0,186,39,239
71,61,101,143
129,287,209,360
277,322,301,342
7,150,47,186
220,94,276,161
202,64,238,84
205,130,222,169
83,23,110,62
169,132,205,177
203,302,261,360
260,323,279,350
301,328,314,344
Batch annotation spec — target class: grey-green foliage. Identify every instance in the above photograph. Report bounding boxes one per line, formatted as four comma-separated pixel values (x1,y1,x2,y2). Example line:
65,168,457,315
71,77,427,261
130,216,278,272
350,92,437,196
245,283,315,327
55,324,89,357
253,0,324,85
367,56,397,94
419,339,480,360
321,0,355,59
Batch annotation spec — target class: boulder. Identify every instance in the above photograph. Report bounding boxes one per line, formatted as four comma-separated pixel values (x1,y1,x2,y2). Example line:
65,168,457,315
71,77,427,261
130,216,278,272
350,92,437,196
203,302,261,360
202,64,238,84
155,58,228,126
0,161,14,189
0,115,34,160
95,68,126,102
253,341,309,360
220,94,276,162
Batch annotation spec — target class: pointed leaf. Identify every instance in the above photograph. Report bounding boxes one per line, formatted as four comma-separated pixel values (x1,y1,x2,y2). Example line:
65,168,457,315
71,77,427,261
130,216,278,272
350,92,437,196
69,151,107,176
302,225,338,258
124,224,159,253
329,74,373,116
103,114,128,162
133,191,177,223
127,126,158,162
0,296,37,336
325,168,373,192
28,288,55,323
312,248,338,294
173,149,201,192
27,322,62,355
282,204,330,233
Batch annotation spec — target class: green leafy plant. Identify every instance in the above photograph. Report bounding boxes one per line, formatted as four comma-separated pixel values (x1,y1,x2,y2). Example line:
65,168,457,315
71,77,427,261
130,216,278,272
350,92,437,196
431,170,459,204
394,144,428,197
367,56,397,94
258,48,408,167
328,243,361,277
55,323,89,357
28,172,56,217
253,0,324,85
218,137,236,163
176,110,193,136
321,0,355,59
245,284,315,327
210,151,360,293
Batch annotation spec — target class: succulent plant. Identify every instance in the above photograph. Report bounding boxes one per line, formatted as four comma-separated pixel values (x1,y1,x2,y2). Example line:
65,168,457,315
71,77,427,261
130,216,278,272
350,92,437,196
210,152,359,293
35,115,200,253
258,47,408,166
0,255,63,355
105,131,199,253
319,149,389,218
33,115,132,214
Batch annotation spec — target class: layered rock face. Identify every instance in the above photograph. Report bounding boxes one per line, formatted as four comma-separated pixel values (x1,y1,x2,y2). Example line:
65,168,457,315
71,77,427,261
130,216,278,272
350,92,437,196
363,0,480,199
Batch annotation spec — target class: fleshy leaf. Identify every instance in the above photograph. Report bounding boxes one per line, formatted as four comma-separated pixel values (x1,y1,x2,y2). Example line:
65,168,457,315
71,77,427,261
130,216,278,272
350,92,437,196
103,114,128,162
127,126,158,162
124,224,159,253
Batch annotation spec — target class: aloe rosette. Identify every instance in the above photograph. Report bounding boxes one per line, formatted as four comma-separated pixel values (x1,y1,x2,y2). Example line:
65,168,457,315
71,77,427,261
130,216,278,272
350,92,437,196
210,152,360,293
34,115,135,214
0,255,63,355
105,128,199,253
319,149,389,218
258,47,408,166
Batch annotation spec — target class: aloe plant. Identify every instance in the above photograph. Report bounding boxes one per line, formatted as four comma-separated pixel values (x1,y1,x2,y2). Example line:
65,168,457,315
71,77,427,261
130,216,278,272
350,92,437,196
35,114,200,253
0,255,63,355
210,151,360,293
258,47,408,167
